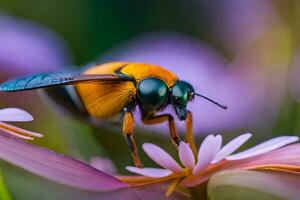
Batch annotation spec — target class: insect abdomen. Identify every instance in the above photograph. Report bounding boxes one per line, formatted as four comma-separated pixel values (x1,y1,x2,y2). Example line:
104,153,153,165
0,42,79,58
76,62,136,119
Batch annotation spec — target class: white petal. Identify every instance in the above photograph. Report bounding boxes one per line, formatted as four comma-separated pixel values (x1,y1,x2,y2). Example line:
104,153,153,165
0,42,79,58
178,142,195,169
211,133,252,164
226,136,299,160
0,108,33,122
126,166,172,178
193,135,222,175
142,143,183,173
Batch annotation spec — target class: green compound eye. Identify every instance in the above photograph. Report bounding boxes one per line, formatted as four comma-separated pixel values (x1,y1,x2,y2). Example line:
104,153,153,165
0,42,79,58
171,81,194,105
138,78,168,110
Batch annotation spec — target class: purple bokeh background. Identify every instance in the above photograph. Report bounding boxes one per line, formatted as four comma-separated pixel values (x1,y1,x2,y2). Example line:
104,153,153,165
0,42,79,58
204,0,280,53
0,14,71,76
0,14,72,127
100,32,287,134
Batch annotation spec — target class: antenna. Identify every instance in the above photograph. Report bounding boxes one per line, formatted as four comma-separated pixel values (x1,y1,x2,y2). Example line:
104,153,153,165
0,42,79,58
195,93,227,110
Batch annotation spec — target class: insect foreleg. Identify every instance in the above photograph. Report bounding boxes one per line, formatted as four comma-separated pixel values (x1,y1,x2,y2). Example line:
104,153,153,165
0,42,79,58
186,111,197,154
142,114,180,147
122,111,143,168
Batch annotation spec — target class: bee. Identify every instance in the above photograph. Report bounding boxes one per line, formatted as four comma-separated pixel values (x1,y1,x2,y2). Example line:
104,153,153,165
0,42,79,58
0,62,227,167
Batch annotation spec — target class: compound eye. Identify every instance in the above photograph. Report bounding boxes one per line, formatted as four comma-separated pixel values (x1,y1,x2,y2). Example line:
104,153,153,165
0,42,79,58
172,84,188,105
138,78,168,110
171,81,194,105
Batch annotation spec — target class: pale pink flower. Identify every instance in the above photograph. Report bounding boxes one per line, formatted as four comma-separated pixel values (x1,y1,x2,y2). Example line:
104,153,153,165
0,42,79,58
0,126,299,198
126,133,299,195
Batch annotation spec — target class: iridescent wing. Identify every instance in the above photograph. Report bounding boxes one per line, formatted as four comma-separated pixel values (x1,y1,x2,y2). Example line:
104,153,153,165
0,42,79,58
0,72,133,92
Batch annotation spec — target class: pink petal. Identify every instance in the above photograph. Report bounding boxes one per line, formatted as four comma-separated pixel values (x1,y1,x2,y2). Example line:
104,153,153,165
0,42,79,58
181,143,300,188
178,142,195,169
0,131,127,191
193,135,222,175
142,143,183,173
208,170,300,200
222,144,300,171
211,133,252,164
126,166,172,178
0,108,33,122
90,157,117,175
226,136,299,160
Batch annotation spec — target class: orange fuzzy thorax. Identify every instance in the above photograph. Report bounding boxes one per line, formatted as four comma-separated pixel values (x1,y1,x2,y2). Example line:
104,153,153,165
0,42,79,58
76,62,178,119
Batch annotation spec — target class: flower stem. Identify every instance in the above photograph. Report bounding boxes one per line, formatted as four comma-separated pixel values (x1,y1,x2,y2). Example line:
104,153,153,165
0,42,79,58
189,181,208,200
165,178,181,197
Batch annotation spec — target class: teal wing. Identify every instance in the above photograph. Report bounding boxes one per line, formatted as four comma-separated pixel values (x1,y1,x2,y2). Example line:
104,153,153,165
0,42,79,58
0,72,133,92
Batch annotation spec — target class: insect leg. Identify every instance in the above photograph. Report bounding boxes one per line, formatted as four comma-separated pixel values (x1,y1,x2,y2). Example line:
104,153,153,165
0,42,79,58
122,111,143,168
186,111,197,154
142,114,180,147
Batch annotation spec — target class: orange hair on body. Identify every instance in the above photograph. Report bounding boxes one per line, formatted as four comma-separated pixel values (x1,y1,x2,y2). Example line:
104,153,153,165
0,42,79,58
76,62,178,119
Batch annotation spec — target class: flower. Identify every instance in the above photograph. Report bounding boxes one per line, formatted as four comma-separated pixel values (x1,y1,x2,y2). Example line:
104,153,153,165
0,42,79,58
0,108,187,199
0,108,42,140
203,0,280,53
0,127,299,199
0,14,72,126
0,110,299,199
0,130,187,200
125,133,300,196
0,14,71,76
0,14,74,156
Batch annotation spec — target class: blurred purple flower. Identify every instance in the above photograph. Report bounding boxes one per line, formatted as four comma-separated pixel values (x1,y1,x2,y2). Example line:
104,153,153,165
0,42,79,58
125,133,300,192
0,14,72,117
100,32,288,133
0,14,71,76
204,0,280,53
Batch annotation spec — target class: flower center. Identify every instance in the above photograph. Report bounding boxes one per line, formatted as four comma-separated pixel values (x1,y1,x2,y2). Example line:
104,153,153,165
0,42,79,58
164,168,191,197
